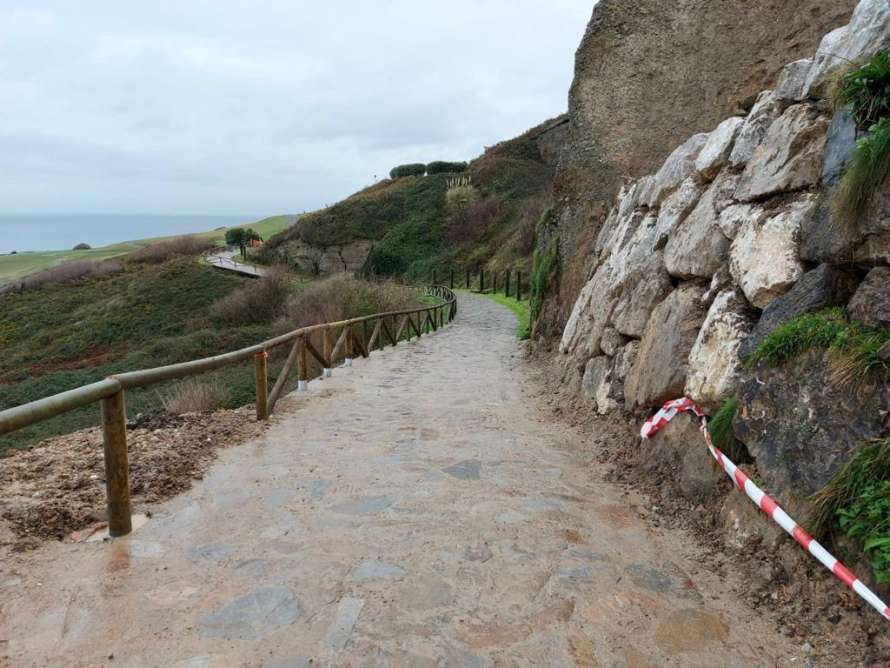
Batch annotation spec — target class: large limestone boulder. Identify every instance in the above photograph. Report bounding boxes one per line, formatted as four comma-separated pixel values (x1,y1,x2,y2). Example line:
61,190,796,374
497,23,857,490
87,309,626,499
654,178,703,249
735,104,829,202
729,196,815,309
739,264,859,360
638,134,708,207
663,172,738,279
717,203,763,241
730,91,782,166
685,290,756,409
625,284,708,410
610,256,674,338
847,267,890,330
800,177,890,265
805,1,890,99
822,108,857,186
695,117,744,181
581,356,611,401
735,349,890,503
774,59,814,105
559,262,616,358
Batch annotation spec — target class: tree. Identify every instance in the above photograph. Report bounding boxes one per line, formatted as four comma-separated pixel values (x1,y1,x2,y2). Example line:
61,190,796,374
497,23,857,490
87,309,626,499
225,227,262,258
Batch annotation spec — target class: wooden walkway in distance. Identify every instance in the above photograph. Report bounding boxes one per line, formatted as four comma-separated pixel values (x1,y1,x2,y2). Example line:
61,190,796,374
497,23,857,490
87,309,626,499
206,249,267,278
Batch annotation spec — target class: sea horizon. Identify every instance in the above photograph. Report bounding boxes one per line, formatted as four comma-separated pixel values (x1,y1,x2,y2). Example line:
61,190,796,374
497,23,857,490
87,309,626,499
0,212,264,254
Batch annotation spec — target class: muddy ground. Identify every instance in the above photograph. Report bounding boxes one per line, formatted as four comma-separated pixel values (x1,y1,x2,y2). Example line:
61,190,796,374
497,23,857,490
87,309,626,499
0,407,270,549
524,340,890,666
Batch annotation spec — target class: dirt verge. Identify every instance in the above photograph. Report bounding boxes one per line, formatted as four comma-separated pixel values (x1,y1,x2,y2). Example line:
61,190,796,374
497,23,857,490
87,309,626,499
0,407,269,549
523,341,890,666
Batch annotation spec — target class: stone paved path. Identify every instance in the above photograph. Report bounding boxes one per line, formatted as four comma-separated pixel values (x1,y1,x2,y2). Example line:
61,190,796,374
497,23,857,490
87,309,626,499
1,294,804,667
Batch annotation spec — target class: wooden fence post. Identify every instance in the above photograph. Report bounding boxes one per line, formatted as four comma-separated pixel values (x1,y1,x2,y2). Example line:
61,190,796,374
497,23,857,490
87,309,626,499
506,270,511,298
432,269,437,285
479,268,485,293
323,327,333,377
492,271,498,295
101,389,132,537
465,268,470,289
255,351,269,419
345,325,354,366
450,270,454,290
516,270,522,301
297,337,308,390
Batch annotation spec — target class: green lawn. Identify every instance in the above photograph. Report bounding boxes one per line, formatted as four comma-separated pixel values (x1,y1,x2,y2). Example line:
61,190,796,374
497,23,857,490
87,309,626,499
0,215,296,285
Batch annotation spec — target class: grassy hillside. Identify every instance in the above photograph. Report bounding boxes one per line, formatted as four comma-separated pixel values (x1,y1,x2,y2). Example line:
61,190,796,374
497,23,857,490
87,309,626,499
0,258,273,452
0,215,295,285
260,120,559,281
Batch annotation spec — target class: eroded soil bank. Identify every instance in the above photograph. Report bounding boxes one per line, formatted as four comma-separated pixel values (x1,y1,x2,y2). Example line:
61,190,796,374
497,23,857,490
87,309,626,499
0,294,876,666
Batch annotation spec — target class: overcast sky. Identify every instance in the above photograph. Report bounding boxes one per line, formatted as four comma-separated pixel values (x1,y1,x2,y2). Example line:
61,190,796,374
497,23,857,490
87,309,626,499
0,2,592,217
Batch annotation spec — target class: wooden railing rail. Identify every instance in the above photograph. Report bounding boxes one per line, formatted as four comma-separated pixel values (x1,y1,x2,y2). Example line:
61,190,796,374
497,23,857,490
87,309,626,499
0,285,457,537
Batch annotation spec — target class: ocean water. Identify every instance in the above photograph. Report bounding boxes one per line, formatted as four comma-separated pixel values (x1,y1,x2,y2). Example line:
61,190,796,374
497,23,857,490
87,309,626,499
0,213,260,253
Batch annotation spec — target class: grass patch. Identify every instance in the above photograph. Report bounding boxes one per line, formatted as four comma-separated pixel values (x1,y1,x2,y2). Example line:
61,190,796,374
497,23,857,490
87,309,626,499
810,438,890,584
745,308,890,382
833,119,890,225
530,227,558,324
707,397,749,463
831,49,890,225
464,289,530,340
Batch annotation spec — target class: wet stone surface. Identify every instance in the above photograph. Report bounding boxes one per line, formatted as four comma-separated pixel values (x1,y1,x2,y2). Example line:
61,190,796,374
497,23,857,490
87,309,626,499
2,294,805,666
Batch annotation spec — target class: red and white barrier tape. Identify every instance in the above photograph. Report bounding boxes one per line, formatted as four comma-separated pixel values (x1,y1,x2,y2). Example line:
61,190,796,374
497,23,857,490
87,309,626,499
642,397,890,622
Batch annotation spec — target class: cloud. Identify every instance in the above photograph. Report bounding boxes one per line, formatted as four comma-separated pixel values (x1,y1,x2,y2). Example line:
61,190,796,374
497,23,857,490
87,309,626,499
0,1,592,215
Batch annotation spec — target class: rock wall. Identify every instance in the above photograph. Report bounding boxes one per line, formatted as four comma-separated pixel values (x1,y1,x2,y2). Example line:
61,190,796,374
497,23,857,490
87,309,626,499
559,0,890,514
546,0,858,334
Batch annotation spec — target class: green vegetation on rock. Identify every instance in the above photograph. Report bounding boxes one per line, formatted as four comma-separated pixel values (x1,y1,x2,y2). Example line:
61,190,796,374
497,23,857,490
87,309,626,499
833,49,890,224
707,397,749,463
811,437,890,585
745,308,890,382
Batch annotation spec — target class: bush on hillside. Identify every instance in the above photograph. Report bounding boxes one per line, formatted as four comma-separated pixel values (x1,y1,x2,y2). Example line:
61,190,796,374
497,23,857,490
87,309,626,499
160,377,228,414
130,236,216,264
389,163,427,179
275,274,419,331
210,265,292,325
427,161,468,175
72,243,91,250
446,195,500,244
19,260,123,292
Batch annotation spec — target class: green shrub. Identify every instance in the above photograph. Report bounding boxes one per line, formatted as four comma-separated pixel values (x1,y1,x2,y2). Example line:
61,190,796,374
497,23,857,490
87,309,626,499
389,163,427,179
810,438,890,584
834,49,890,130
745,308,890,382
707,397,750,463
833,118,890,225
530,228,557,323
427,161,468,175
210,266,293,325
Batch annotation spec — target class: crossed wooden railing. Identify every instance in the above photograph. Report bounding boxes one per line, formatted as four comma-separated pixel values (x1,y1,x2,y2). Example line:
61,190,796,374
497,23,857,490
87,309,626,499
0,285,457,537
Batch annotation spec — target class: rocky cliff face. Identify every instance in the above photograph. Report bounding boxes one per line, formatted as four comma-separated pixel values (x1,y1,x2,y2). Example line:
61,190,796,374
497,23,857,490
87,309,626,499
546,0,858,334
559,0,890,516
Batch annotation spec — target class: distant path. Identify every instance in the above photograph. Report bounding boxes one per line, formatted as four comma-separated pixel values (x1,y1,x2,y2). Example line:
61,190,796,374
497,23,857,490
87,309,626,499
206,248,266,278
2,294,802,666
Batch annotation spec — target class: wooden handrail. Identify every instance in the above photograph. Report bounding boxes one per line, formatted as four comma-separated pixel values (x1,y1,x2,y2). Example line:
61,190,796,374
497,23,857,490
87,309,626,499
0,284,457,537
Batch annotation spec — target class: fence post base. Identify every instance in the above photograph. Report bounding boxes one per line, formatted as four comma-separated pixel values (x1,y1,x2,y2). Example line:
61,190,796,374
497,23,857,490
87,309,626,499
324,368,333,378
101,388,132,538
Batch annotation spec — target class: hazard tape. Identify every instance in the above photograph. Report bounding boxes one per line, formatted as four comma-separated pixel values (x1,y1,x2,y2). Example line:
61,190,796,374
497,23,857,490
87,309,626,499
642,397,890,622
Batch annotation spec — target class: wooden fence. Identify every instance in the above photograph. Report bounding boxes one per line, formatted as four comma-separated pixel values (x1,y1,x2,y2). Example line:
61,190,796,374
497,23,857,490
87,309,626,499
0,285,457,537
433,267,527,301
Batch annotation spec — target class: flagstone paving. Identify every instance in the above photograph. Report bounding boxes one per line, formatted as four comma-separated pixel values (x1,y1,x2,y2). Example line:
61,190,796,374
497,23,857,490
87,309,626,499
0,294,805,666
